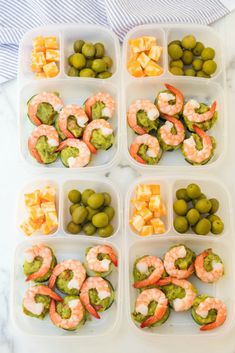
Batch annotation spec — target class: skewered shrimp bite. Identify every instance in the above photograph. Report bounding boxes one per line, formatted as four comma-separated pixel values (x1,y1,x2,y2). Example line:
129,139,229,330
157,115,185,151
195,249,224,283
83,119,114,154
155,84,184,118
84,245,118,277
57,138,91,168
133,255,165,289
84,92,115,120
183,99,217,132
129,134,162,165
163,245,196,279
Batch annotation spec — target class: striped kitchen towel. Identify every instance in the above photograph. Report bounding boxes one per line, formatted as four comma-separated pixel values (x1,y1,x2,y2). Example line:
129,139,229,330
0,0,234,82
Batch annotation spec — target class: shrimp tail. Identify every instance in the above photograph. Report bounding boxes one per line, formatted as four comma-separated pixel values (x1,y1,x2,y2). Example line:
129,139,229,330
210,101,216,114
129,144,146,164
86,303,100,319
156,277,172,286
48,274,56,289
84,140,97,154
56,140,69,152
134,125,147,135
162,114,177,124
200,322,217,331
192,125,205,137
133,276,161,289
49,290,63,302
28,140,43,164
140,308,165,328
165,83,184,102
26,272,41,282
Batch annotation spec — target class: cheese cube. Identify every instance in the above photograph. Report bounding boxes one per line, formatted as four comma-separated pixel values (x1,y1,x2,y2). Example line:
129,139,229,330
149,184,160,195
28,205,45,223
24,190,41,207
46,49,60,62
149,195,161,212
31,51,46,72
43,61,59,78
127,60,144,77
136,184,152,202
32,36,45,52
129,47,138,61
44,36,58,49
144,60,163,76
137,52,150,69
138,207,153,222
20,219,40,236
140,225,153,236
150,218,166,234
129,37,146,52
132,199,147,211
143,36,157,50
40,186,56,203
130,214,145,232
148,45,162,62
41,201,56,214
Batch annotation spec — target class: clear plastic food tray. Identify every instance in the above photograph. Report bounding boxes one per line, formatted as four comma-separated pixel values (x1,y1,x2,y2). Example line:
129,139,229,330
122,24,227,171
125,176,235,336
18,24,121,172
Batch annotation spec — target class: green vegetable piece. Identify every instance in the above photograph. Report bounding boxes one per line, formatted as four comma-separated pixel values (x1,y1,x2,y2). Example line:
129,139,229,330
81,189,95,205
195,199,212,214
72,206,88,224
211,219,224,234
184,68,196,76
168,44,183,60
92,212,109,228
186,184,201,199
91,59,107,73
102,56,113,69
83,222,97,236
176,188,191,202
79,68,96,78
201,47,215,61
103,206,115,221
68,189,81,204
202,60,217,75
82,42,95,58
192,59,203,71
97,71,112,79
194,218,211,235
74,40,85,53
181,35,196,49
169,67,184,75
67,221,81,234
94,42,105,58
173,199,188,216
68,67,79,77
182,50,193,65
170,59,184,69
193,42,204,56
174,216,189,233
186,208,200,226
209,198,219,214
98,224,114,237
70,53,86,69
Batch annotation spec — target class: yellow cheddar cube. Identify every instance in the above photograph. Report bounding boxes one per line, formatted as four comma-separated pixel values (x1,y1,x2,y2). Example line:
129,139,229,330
40,186,56,203
45,49,59,62
24,190,41,208
32,36,45,52
31,51,46,72
149,184,160,195
136,184,152,202
28,205,45,223
20,219,40,236
150,218,166,234
44,36,58,49
130,214,145,233
127,60,144,77
140,225,153,236
43,61,59,78
129,47,138,61
149,195,161,212
143,36,157,50
36,72,46,79
41,201,56,214
144,60,163,77
129,37,146,53
137,52,150,69
41,222,52,235
148,45,162,62
138,207,153,222
132,199,147,211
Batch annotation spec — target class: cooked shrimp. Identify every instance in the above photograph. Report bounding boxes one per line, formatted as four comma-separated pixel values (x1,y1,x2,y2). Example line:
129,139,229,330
58,104,89,138
48,260,86,292
183,99,216,123
157,277,196,311
24,244,53,282
129,134,161,164
57,138,91,167
28,92,63,126
164,245,194,279
86,245,118,273
80,277,112,319
28,124,59,163
127,99,159,135
135,288,168,328
133,256,164,289
195,249,224,283
182,125,214,165
156,84,184,116
83,119,113,154
23,285,62,316
196,297,227,331
50,297,85,330
84,92,115,119
158,114,185,147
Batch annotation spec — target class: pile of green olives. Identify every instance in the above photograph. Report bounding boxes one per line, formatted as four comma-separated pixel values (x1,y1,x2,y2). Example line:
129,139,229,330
68,39,113,78
173,183,224,235
67,188,115,237
168,34,217,78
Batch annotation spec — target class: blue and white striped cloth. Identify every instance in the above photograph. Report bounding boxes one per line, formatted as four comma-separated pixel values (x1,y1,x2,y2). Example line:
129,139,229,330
0,0,234,83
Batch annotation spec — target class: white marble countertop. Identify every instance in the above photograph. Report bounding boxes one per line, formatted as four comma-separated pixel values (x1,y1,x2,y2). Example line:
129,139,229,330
1,12,235,353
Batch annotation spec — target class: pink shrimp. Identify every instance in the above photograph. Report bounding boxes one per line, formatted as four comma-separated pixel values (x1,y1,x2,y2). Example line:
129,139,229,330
196,297,227,331
84,92,115,120
48,260,86,292
28,124,59,163
156,84,184,116
82,119,113,154
133,256,164,289
24,244,53,282
129,134,161,164
164,245,194,279
28,92,63,126
58,104,89,138
195,249,224,283
56,138,91,167
86,245,118,273
183,99,216,123
127,99,159,135
158,114,185,147
182,125,214,164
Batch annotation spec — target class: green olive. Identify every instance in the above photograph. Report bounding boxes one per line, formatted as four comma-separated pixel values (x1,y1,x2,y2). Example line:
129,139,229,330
68,67,79,76
184,68,196,76
192,59,203,71
182,50,193,65
102,192,111,206
170,67,184,76
211,219,224,234
173,199,188,216
97,71,112,79
196,70,210,78
174,216,189,233
98,224,114,237
168,40,182,47
192,193,206,207
194,218,211,235
168,44,183,60
92,212,109,228
102,56,113,69
81,189,95,205
186,208,200,226
70,203,79,215
195,199,212,214
83,222,97,236
82,42,96,58
79,68,96,78
74,40,85,53
209,198,219,214
103,206,115,221
70,53,86,69
94,42,105,58
181,35,196,49
68,189,81,203
72,206,88,224
86,59,93,68
193,42,204,56
86,206,100,221
202,60,217,75
201,47,215,61
91,59,107,73
170,59,184,69
87,193,105,209
67,221,81,234
176,188,191,202
186,184,201,199
206,214,221,223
